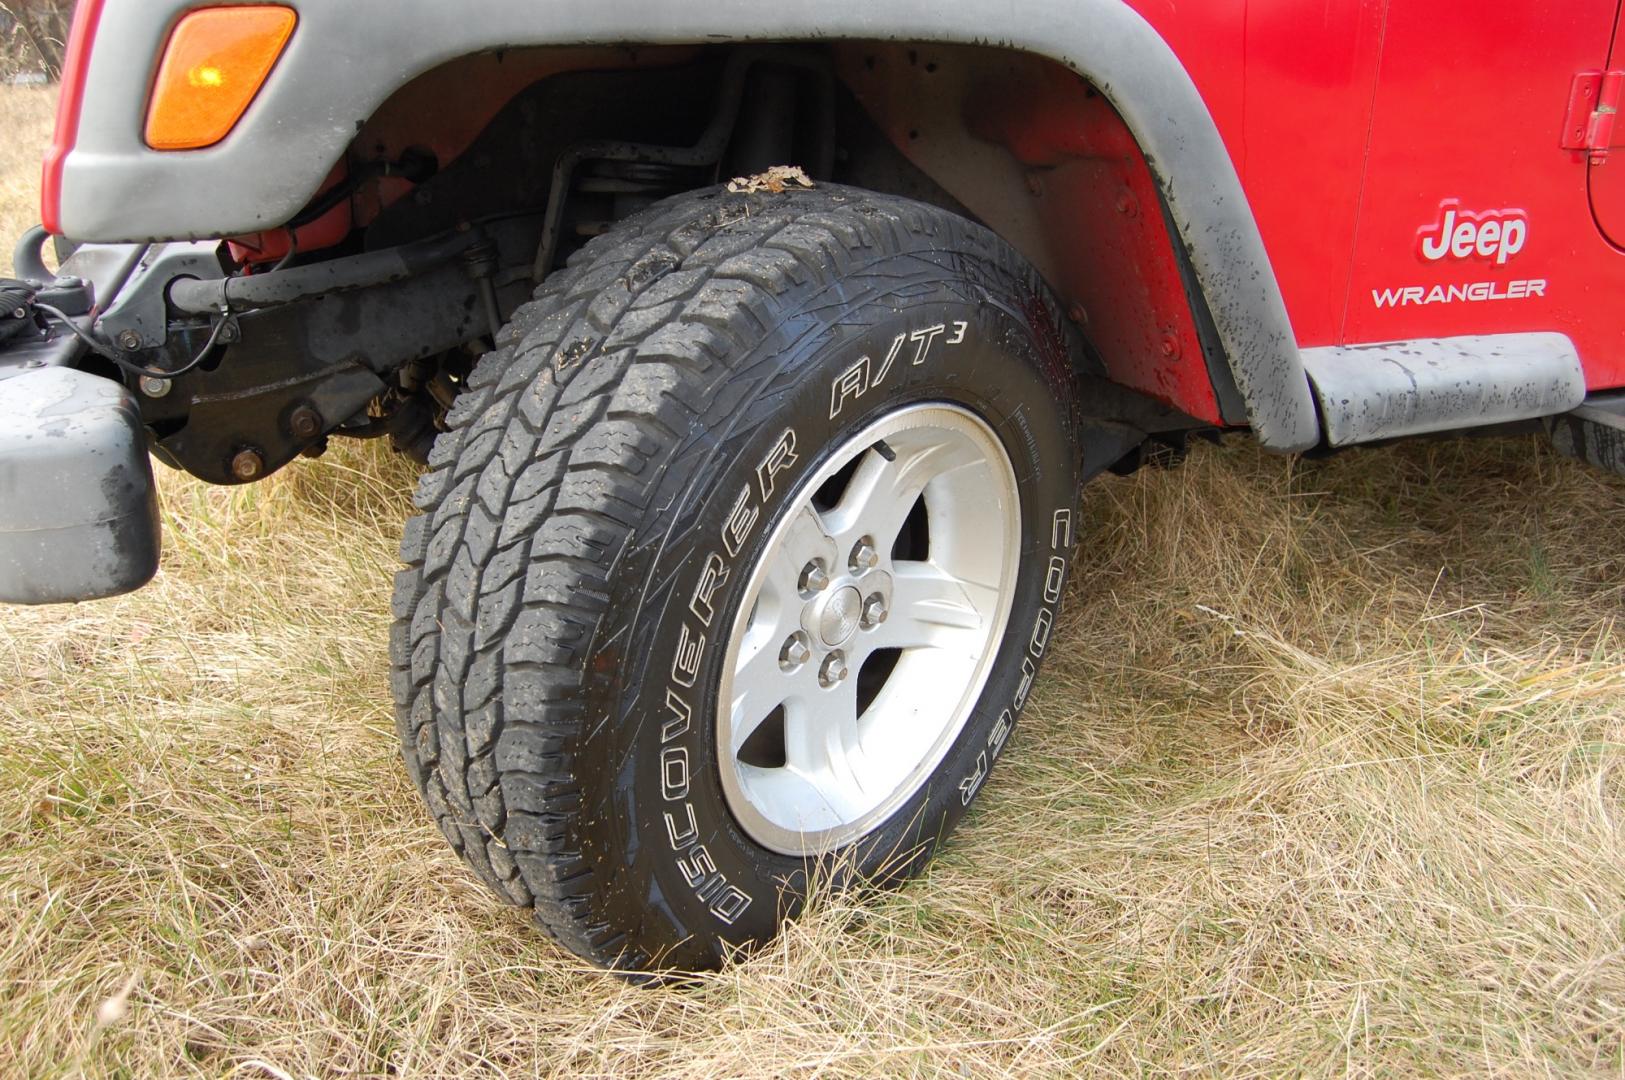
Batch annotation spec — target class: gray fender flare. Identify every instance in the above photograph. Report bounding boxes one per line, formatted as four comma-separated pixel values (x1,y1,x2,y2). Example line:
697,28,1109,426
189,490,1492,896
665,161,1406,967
63,0,1319,450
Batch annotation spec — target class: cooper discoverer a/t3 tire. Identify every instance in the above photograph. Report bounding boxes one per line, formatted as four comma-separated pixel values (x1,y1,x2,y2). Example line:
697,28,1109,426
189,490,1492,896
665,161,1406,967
390,184,1085,970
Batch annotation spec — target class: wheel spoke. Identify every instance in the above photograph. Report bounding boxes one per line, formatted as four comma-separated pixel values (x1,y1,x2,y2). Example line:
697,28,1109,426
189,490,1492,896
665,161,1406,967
728,622,812,756
873,560,999,651
783,679,868,818
729,506,839,755
766,504,841,587
824,438,979,553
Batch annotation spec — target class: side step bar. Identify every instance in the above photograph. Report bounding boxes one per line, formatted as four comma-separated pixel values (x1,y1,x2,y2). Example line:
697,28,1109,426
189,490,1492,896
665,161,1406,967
1300,333,1585,446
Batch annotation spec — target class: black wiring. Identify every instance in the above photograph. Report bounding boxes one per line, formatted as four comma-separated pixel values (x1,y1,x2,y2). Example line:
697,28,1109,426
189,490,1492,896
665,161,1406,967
33,302,229,381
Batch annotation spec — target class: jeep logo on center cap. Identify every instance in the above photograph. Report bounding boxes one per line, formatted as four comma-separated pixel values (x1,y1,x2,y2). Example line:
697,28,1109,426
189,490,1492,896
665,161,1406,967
817,586,864,647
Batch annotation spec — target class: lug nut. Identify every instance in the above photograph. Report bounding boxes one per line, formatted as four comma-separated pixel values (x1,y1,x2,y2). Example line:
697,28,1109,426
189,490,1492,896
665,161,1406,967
799,560,830,595
780,631,812,671
288,402,323,440
819,650,849,688
229,448,265,481
861,593,888,629
849,537,879,571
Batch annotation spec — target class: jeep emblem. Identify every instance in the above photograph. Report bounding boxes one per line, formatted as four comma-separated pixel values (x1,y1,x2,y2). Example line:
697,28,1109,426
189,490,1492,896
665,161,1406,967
1418,200,1528,265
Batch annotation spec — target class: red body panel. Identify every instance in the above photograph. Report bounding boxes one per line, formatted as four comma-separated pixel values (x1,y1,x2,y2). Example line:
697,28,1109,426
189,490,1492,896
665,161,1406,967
837,46,1229,423
39,0,104,237
1342,0,1624,391
963,67,1224,421
1130,0,1625,393
1140,0,1387,362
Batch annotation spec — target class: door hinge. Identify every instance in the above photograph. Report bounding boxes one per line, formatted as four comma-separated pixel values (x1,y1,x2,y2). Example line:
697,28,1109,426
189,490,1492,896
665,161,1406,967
1562,70,1623,163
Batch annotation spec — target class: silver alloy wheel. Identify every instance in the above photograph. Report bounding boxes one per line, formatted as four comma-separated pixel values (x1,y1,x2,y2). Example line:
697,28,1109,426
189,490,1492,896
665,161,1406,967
717,403,1022,855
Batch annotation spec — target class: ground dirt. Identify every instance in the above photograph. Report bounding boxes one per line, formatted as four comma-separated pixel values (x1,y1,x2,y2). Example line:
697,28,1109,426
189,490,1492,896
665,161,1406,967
1,85,1623,1078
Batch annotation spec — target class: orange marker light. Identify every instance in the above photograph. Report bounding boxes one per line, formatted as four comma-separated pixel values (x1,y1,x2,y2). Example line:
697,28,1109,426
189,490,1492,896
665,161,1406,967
145,6,296,151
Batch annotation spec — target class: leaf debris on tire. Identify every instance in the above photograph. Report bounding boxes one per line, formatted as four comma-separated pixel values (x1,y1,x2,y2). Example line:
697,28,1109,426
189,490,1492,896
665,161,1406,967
726,164,815,194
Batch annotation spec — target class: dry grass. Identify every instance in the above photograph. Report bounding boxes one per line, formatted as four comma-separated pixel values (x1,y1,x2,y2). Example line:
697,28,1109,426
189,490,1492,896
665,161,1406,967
0,84,56,276
2,84,1624,1077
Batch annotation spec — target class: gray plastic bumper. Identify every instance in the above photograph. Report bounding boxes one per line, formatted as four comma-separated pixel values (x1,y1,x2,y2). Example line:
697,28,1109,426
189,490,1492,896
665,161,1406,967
0,366,161,604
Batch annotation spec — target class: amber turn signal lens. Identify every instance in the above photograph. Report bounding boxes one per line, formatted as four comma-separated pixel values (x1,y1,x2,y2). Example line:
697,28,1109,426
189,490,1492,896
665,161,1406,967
144,5,296,151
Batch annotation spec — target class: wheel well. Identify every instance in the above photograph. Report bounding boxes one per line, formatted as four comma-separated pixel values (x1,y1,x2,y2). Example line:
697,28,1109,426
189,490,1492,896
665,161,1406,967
262,41,1239,429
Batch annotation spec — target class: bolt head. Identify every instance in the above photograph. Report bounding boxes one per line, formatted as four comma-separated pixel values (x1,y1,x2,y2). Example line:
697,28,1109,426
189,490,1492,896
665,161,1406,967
780,632,812,671
288,403,323,440
860,593,888,629
819,650,849,688
799,561,830,595
229,448,265,481
138,375,170,398
116,329,141,351
849,537,879,571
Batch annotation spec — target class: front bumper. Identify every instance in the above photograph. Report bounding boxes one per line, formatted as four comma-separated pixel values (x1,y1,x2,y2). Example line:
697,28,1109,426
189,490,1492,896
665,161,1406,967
0,230,163,604
0,365,160,604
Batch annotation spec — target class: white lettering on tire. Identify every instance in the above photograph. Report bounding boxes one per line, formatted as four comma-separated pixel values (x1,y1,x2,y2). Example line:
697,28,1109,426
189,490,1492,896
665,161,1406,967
660,316,1000,924
829,319,969,419
958,506,1073,805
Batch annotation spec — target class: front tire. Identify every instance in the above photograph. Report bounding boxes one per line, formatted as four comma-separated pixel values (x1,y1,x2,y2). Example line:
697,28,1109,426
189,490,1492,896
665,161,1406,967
390,184,1084,970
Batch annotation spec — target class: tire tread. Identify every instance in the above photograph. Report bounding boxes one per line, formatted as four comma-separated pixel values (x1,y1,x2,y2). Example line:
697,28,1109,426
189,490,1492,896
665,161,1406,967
389,184,1057,966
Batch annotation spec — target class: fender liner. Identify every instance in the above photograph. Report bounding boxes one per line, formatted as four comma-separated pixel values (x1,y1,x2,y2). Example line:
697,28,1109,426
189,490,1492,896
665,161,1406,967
61,0,1320,450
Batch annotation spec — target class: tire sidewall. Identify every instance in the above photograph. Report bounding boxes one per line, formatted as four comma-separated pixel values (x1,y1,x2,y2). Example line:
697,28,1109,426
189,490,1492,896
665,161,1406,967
576,243,1082,966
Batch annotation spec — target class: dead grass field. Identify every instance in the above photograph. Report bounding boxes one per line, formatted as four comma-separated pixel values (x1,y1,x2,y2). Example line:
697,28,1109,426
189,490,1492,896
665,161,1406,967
0,85,56,277
2,84,1624,1078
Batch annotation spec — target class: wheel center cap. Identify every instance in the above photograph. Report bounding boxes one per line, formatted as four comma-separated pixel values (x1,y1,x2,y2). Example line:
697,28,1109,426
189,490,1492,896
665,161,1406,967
815,586,863,647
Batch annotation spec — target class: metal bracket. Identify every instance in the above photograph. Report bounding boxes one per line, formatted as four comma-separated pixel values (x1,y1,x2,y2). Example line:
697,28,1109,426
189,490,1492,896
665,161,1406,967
1561,70,1623,164
95,242,227,350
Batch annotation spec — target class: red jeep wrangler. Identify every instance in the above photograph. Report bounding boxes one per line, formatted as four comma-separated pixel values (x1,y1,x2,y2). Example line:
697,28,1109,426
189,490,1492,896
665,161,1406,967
2,1,1621,971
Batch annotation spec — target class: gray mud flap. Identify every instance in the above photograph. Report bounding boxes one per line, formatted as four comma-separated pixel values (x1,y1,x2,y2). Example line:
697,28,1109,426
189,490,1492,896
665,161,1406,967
0,367,161,603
